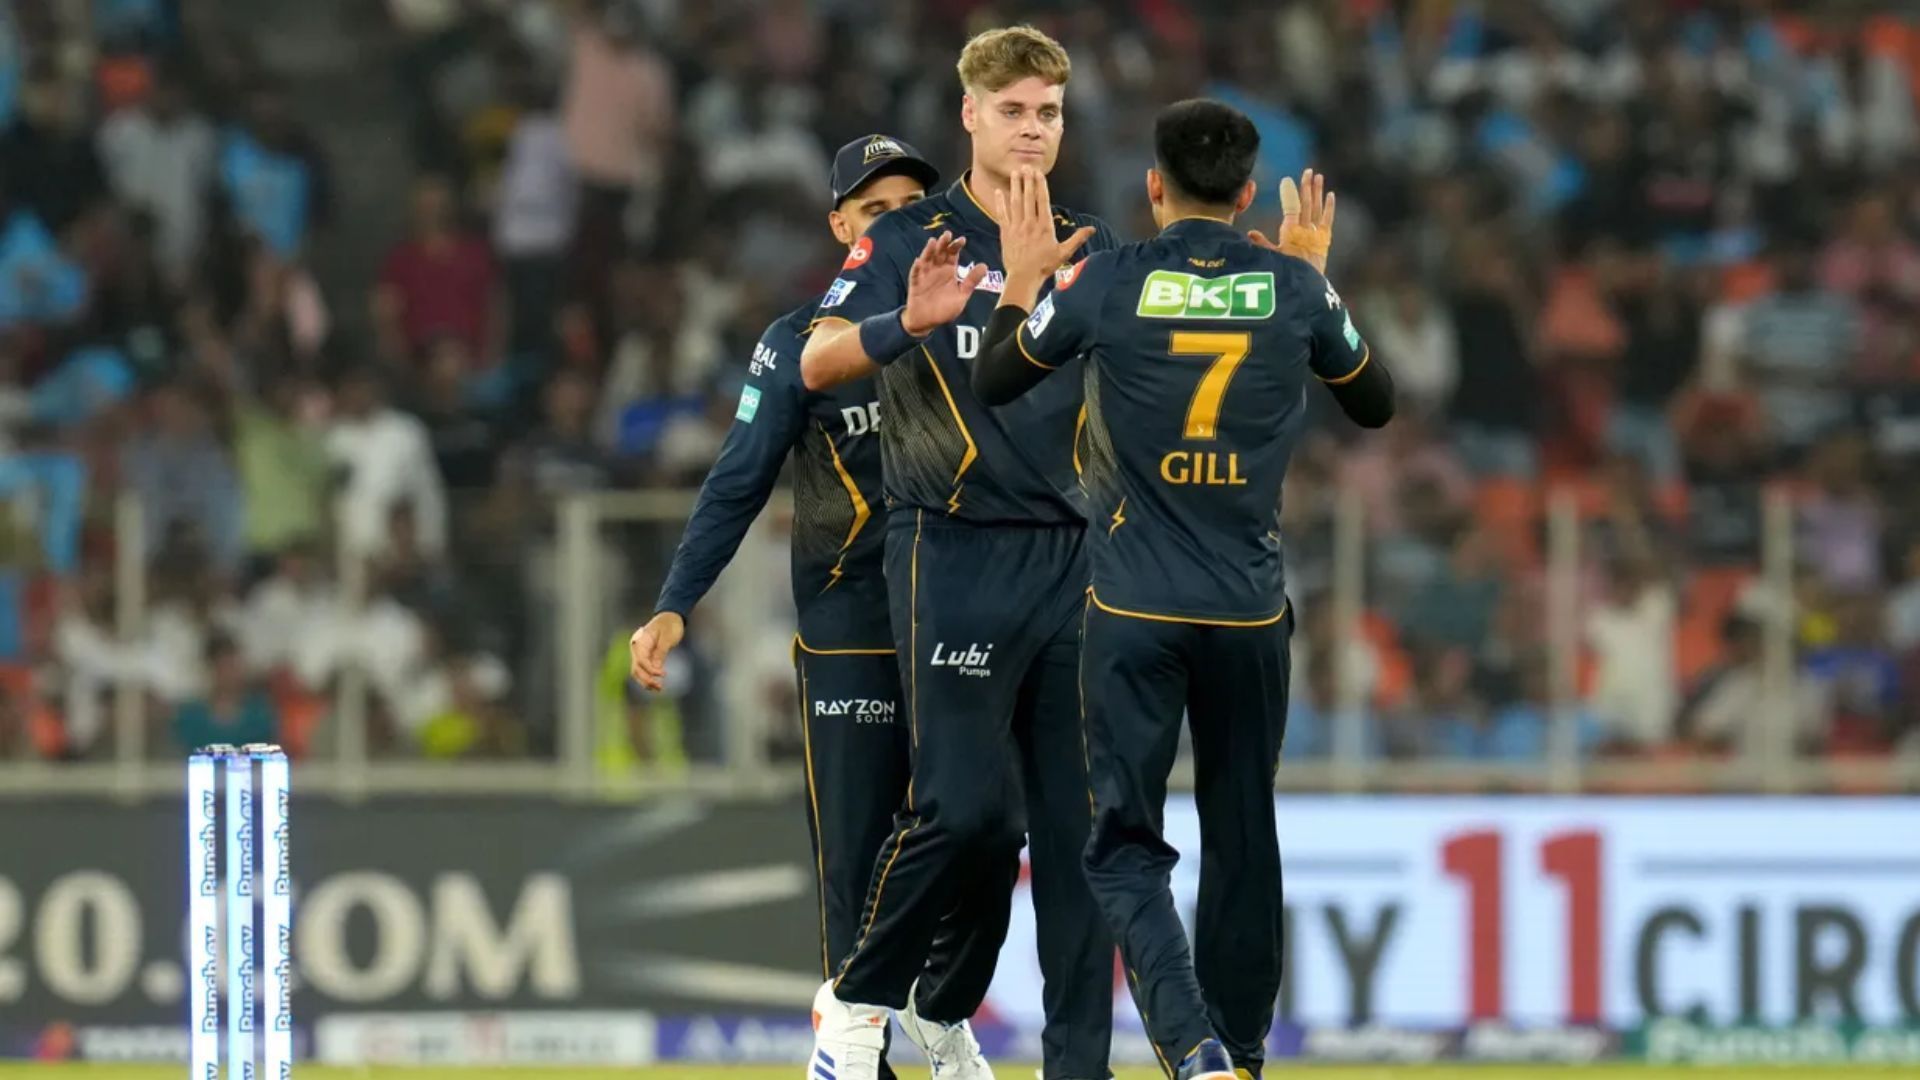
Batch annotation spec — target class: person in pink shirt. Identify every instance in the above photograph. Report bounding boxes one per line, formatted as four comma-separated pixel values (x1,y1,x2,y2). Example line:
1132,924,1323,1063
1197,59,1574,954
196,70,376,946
561,0,675,288
373,174,501,368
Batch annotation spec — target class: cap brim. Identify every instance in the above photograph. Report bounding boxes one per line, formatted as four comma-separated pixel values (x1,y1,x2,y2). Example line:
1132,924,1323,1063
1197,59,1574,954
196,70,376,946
836,158,942,206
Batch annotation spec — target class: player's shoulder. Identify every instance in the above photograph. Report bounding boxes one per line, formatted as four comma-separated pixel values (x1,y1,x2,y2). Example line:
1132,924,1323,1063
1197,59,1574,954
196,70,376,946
773,298,821,344
1050,203,1119,251
869,195,958,246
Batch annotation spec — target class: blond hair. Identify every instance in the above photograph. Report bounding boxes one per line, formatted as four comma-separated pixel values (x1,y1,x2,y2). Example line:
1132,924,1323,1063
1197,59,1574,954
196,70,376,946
956,26,1071,96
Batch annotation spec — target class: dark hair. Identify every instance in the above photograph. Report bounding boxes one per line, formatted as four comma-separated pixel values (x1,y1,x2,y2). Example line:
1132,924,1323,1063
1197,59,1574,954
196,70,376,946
1153,99,1260,207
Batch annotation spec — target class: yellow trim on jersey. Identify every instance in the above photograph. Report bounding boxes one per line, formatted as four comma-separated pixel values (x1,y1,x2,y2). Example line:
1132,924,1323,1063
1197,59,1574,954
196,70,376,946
835,815,915,992
817,422,872,593
1072,404,1087,478
793,649,831,978
921,345,977,513
1317,343,1372,386
906,509,923,807
794,633,893,657
829,516,918,994
1015,326,1057,370
1107,497,1127,536
1077,594,1096,821
1089,588,1289,628
1127,967,1176,1076
959,175,1001,223
807,314,854,335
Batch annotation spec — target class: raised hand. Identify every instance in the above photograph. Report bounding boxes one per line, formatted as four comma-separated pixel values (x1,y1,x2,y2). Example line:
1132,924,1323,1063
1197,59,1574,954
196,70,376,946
1248,168,1336,273
902,232,988,337
996,166,1095,301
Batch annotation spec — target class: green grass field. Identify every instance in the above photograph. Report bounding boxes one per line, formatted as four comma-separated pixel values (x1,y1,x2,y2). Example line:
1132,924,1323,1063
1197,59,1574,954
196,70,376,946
0,1060,1912,1068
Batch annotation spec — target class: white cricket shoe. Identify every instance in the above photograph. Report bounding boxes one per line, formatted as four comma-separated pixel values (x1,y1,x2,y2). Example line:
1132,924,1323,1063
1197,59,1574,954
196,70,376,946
809,980,887,1080
897,979,994,1080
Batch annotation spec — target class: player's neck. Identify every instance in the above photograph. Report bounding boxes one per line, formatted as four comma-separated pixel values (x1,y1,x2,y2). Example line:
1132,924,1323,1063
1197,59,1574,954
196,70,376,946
965,164,1010,223
1159,209,1238,231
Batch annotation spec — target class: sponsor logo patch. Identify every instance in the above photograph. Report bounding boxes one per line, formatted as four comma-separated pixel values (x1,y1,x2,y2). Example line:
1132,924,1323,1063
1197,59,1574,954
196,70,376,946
957,262,1005,293
735,386,762,423
822,278,857,309
750,342,778,376
931,641,994,678
1026,295,1057,338
1136,270,1276,320
842,237,873,270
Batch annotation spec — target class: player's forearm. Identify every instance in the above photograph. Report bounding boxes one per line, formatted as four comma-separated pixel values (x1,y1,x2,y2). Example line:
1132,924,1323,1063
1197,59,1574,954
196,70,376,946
655,477,778,617
802,309,932,390
799,319,878,390
971,304,1051,406
1327,349,1396,428
1000,271,1046,314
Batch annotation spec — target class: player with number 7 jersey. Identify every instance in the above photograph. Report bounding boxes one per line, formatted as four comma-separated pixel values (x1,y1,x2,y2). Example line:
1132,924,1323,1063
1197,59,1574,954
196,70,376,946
960,101,1396,1080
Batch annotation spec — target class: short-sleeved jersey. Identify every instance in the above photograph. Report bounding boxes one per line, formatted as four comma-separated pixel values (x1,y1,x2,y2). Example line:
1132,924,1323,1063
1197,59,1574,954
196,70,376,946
656,299,890,650
1014,216,1371,624
814,173,1118,525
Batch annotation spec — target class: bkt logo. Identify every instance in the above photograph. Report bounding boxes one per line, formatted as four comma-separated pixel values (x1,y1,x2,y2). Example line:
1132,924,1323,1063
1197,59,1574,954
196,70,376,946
931,642,994,678
816,698,897,722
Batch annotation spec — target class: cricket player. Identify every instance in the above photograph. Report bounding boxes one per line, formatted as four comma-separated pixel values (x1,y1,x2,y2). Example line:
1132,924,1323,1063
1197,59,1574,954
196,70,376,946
630,135,999,1080
952,101,1395,1079
799,26,1117,1080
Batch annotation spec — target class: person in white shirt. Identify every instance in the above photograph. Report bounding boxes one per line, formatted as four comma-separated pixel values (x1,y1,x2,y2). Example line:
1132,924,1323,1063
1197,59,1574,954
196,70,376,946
324,367,448,561
96,73,217,282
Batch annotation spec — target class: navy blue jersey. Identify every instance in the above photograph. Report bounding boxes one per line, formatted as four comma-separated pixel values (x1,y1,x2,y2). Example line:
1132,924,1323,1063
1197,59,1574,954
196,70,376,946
814,174,1117,525
1013,217,1371,624
656,299,890,650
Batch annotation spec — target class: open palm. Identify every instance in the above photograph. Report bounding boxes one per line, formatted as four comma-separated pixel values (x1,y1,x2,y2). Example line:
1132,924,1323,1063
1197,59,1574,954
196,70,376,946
1248,168,1336,273
903,232,987,337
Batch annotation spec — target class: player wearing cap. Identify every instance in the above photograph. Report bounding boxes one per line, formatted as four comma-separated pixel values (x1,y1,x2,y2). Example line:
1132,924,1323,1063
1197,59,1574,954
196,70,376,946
800,26,1116,1080
952,102,1395,1080
630,137,1000,1080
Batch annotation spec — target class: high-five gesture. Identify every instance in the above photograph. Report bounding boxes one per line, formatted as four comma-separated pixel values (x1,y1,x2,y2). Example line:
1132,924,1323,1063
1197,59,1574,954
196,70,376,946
996,165,1095,308
1248,168,1336,273
902,232,989,337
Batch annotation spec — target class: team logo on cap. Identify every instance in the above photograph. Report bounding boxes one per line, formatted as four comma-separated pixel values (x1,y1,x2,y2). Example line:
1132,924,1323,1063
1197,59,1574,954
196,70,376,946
863,136,906,163
843,237,874,270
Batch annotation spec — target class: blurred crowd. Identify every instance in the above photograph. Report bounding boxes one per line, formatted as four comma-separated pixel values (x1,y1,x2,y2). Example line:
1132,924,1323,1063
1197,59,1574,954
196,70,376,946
6,0,1920,782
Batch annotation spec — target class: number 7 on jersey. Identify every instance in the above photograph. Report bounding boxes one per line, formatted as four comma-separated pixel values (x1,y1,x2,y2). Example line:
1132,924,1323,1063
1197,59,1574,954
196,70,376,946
1171,332,1252,440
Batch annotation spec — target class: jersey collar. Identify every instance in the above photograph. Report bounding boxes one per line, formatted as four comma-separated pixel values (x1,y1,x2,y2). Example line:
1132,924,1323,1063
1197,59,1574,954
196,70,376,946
951,172,1001,232
1159,216,1242,242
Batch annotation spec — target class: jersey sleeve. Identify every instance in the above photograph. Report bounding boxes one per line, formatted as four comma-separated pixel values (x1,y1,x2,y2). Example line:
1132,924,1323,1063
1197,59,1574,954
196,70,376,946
654,319,809,618
1013,251,1113,370
809,213,913,330
1302,268,1372,385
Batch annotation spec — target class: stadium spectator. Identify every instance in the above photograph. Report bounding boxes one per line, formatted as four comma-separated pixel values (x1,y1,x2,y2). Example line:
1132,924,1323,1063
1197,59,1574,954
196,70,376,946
96,69,217,283
171,634,280,751
121,381,244,574
325,366,448,561
374,173,501,365
18,0,1920,779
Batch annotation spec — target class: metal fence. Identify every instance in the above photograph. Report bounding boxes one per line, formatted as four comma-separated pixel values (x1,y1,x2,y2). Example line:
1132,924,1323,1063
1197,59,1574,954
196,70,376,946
3,484,1916,799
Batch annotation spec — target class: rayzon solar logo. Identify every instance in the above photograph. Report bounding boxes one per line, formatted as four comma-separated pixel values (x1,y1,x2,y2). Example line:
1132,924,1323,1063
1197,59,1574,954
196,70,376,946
1136,269,1276,320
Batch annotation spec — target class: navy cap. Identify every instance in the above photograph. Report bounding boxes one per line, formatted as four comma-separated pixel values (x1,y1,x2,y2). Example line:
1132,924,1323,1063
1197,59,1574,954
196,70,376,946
829,134,940,207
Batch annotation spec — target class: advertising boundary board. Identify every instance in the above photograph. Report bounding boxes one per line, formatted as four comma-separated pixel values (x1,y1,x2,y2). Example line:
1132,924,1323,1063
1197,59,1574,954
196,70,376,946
2,794,1917,1058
